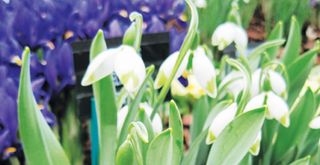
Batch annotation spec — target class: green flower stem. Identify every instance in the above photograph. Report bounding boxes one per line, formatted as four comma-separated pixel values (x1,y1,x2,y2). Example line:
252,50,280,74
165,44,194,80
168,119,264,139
225,56,252,115
151,0,199,119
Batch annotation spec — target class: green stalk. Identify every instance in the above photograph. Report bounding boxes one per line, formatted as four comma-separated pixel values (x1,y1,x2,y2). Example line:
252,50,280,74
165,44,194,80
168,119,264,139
123,12,143,52
151,0,199,119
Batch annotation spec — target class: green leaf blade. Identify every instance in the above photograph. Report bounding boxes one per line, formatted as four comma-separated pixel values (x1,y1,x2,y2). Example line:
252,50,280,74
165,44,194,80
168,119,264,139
18,47,70,165
169,100,184,152
206,108,266,165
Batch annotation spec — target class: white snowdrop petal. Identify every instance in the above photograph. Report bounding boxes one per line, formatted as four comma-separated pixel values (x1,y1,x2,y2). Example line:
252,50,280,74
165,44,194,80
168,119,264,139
154,51,189,89
250,131,261,156
211,22,236,50
192,47,217,98
234,25,248,52
269,71,287,96
244,93,265,112
114,45,146,92
251,69,262,97
81,49,118,86
220,71,244,98
309,116,320,129
140,103,163,134
118,105,129,133
266,92,289,121
206,103,237,144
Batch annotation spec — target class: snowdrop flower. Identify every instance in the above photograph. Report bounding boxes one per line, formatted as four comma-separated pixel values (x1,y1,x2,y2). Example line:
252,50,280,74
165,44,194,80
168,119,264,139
171,74,206,99
206,103,238,144
155,46,217,98
219,71,245,98
193,0,207,8
306,66,320,92
310,116,320,129
81,45,146,92
251,69,287,97
211,22,248,52
244,91,290,127
118,103,163,135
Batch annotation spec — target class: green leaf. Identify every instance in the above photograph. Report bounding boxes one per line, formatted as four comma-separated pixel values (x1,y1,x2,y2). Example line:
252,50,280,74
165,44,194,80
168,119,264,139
190,96,209,141
118,65,155,145
273,89,316,163
282,16,302,66
182,130,208,165
287,46,318,105
247,39,285,70
206,108,266,165
265,21,284,59
122,12,143,52
136,108,155,141
116,140,136,165
169,100,184,152
146,129,181,165
289,156,311,165
203,100,233,130
18,47,70,165
90,30,118,165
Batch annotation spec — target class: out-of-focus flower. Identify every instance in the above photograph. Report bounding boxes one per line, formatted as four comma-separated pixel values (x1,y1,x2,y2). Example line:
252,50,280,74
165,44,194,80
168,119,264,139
81,45,146,92
306,65,320,92
251,69,287,97
206,103,238,144
244,91,290,127
118,103,163,135
219,71,244,99
155,46,217,98
171,74,206,99
193,0,207,8
211,22,248,53
310,116,320,129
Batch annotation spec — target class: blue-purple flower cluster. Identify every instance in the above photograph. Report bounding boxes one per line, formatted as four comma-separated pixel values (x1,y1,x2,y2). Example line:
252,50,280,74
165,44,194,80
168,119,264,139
0,0,186,159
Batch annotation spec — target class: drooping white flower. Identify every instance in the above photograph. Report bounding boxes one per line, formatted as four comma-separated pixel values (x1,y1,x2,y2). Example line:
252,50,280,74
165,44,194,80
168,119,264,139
309,116,320,129
118,103,163,135
211,22,248,52
206,103,238,144
171,74,206,99
155,46,217,98
81,45,146,92
244,91,290,127
251,69,287,97
219,71,245,98
306,66,320,92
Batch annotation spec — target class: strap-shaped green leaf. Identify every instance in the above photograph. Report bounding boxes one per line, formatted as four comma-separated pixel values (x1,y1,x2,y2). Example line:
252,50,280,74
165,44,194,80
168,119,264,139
206,107,266,165
265,21,284,59
273,89,316,163
282,16,302,66
182,130,208,165
146,129,181,165
18,47,70,165
90,30,117,165
169,100,184,152
190,97,209,142
287,46,318,105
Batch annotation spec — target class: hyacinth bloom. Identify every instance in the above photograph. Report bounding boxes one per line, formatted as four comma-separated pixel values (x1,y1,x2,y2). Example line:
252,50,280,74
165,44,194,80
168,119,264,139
244,91,290,127
117,103,163,134
81,45,146,92
211,22,248,52
155,46,217,98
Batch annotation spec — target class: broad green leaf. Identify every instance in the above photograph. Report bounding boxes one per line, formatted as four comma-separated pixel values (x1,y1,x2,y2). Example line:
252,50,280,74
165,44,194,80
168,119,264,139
18,47,70,165
247,39,285,70
169,100,184,152
265,21,284,59
289,156,311,165
182,130,208,165
118,65,155,145
238,154,252,165
287,47,318,105
190,96,209,141
90,30,117,165
116,140,136,165
146,129,181,165
273,89,316,163
282,16,302,66
206,108,266,165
